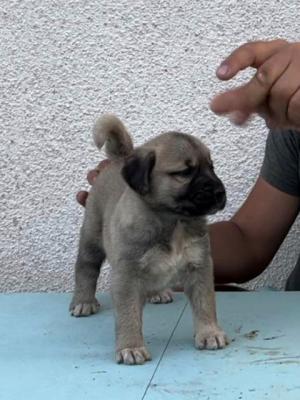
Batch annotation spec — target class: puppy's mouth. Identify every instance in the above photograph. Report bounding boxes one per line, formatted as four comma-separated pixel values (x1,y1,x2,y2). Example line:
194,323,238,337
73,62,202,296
174,194,226,217
174,177,227,217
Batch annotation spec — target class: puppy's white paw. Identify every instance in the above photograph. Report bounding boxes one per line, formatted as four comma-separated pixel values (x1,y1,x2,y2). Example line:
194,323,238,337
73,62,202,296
116,346,152,365
70,299,100,317
195,326,229,350
148,289,173,304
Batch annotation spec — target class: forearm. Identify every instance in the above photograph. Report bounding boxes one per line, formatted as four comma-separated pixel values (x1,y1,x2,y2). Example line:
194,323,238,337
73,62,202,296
209,221,268,284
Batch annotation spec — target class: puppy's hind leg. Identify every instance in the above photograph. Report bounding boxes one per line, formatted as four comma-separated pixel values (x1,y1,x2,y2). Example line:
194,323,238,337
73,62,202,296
70,218,105,317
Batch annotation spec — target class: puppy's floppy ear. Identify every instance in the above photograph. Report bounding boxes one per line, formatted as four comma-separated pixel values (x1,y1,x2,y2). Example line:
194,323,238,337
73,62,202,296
121,150,156,195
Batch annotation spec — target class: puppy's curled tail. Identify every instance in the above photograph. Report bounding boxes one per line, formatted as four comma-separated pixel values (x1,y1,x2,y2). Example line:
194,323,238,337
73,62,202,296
93,114,134,159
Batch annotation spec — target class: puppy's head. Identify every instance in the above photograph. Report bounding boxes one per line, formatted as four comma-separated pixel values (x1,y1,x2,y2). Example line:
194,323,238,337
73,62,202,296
121,132,226,217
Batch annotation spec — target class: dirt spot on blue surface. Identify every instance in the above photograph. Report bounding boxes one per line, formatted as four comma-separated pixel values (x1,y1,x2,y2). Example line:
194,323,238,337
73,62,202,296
243,330,259,339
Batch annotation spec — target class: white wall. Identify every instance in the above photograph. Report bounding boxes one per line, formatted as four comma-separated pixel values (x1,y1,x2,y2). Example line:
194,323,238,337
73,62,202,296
1,0,300,292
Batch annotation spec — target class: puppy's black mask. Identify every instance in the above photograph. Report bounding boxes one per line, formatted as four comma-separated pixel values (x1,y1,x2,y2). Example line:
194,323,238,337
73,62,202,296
175,166,226,217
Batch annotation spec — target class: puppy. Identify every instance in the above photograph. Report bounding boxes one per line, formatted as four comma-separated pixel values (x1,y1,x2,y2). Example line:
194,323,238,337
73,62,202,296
70,115,228,365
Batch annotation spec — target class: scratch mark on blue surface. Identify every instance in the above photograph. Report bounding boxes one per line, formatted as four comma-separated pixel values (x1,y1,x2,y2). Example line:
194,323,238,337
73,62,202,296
141,300,188,400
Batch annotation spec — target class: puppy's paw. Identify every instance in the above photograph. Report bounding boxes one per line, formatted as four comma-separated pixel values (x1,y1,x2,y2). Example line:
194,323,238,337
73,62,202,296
116,346,152,365
148,289,173,304
69,298,100,317
195,326,228,350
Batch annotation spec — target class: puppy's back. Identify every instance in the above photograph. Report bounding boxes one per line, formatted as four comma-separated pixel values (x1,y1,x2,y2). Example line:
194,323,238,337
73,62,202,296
87,161,126,219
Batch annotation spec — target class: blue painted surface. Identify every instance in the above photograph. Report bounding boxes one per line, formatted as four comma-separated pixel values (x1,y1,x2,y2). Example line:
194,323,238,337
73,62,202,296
145,292,300,400
0,292,299,399
0,293,186,400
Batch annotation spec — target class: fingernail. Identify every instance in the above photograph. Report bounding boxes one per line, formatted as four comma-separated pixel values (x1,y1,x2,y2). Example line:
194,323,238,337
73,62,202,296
217,63,229,77
229,111,248,125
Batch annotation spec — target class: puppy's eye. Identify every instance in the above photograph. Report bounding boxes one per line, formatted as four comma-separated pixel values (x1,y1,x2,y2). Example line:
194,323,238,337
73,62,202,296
169,166,195,178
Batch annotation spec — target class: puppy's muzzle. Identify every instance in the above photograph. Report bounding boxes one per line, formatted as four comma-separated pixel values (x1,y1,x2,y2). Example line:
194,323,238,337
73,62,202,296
213,184,227,210
178,168,226,216
191,177,226,211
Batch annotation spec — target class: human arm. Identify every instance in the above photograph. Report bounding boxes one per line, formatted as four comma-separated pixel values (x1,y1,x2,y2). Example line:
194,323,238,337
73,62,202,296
211,176,300,284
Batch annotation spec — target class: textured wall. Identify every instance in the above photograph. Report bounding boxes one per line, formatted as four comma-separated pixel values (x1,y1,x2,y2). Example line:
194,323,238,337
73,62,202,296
1,0,300,292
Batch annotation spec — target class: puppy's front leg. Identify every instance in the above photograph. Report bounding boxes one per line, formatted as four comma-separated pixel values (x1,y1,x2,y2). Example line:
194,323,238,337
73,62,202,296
185,254,228,350
112,275,151,365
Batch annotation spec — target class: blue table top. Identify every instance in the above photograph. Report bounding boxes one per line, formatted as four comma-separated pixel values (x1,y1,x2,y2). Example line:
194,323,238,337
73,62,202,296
0,292,299,400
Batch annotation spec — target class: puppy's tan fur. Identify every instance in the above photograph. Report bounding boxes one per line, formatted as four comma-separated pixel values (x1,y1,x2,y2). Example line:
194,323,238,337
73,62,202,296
70,115,228,365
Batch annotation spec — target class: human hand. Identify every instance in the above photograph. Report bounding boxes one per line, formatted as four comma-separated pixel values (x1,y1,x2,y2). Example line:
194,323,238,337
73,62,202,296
76,160,111,207
211,39,300,130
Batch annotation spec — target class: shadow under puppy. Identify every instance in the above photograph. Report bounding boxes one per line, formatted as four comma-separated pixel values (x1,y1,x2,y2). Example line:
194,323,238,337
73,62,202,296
70,115,228,365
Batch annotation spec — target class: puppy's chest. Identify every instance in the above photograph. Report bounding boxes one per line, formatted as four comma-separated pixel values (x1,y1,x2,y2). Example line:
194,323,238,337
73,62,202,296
141,223,206,280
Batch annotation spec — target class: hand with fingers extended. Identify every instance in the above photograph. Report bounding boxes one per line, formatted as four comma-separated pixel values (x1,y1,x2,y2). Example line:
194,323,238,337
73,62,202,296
76,159,111,207
211,39,300,130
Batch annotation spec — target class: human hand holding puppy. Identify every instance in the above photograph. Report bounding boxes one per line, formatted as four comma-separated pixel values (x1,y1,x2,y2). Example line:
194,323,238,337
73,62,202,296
211,39,300,130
